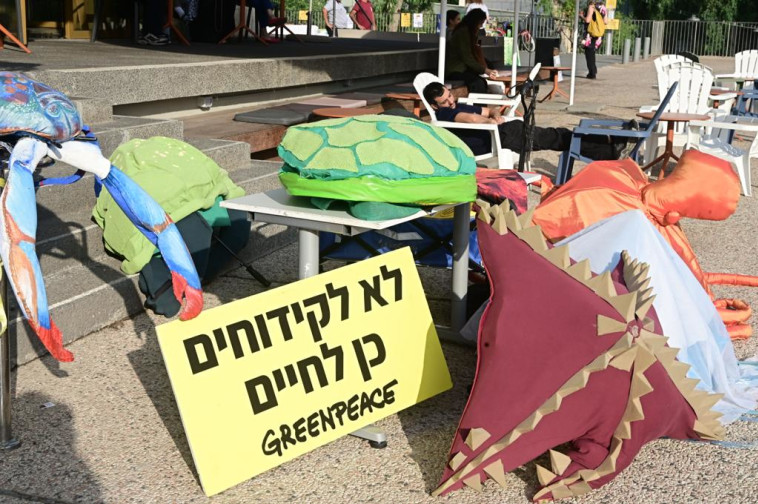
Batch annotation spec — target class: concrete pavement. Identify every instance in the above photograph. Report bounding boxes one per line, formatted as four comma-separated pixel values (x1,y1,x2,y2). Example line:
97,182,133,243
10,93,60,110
0,56,757,504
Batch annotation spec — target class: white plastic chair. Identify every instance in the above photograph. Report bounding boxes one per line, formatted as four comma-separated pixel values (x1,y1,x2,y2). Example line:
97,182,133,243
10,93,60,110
715,49,758,90
687,115,758,196
413,72,522,170
642,62,734,164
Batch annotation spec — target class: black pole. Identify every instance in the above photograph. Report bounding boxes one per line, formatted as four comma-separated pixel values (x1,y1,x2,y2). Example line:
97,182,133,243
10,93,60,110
0,265,19,450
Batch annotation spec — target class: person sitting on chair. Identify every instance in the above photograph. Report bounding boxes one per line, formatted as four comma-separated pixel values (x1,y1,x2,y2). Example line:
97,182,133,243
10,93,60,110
422,81,629,160
447,9,497,95
252,0,287,42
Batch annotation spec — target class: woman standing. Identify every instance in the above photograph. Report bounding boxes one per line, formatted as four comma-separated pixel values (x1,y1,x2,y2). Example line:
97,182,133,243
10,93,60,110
582,0,608,79
446,9,497,94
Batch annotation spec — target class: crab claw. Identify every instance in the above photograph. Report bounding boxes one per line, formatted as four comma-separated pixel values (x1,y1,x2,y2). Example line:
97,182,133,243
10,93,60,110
97,164,204,320
171,271,203,321
30,320,74,362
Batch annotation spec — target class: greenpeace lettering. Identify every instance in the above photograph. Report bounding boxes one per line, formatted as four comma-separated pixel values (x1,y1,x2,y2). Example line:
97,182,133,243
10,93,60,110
157,248,452,496
261,379,398,457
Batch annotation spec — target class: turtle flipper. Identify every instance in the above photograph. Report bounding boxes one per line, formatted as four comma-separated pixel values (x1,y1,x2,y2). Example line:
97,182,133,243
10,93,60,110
47,140,204,321
98,165,203,321
0,138,73,362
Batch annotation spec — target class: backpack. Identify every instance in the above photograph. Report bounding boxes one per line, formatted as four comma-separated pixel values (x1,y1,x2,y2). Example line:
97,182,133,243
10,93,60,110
588,10,606,38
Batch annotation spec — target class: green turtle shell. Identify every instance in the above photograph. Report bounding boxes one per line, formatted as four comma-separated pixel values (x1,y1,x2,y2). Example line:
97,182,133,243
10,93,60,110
278,115,476,206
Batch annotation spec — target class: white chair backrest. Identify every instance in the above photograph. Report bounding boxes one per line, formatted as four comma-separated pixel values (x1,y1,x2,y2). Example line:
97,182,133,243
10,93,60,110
735,49,758,76
660,62,714,115
413,72,442,122
654,54,689,76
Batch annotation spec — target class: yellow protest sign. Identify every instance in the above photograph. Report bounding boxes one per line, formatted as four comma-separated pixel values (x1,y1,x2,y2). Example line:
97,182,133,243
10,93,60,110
401,13,411,28
157,248,452,496
607,18,619,30
298,10,308,21
606,0,617,8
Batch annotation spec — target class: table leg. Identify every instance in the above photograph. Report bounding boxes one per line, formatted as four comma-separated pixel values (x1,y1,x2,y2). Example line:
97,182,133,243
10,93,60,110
450,203,470,333
0,266,20,450
296,228,389,447
298,228,320,279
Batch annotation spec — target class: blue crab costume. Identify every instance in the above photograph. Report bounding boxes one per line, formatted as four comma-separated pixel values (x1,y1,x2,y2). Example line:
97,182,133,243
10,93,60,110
0,72,203,362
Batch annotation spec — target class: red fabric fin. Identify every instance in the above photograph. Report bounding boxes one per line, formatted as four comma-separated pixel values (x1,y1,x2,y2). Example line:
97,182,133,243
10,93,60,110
31,320,74,362
171,271,203,321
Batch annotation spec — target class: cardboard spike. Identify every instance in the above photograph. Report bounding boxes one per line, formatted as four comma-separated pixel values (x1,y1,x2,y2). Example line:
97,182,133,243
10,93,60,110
498,199,511,212
677,377,701,395
693,419,719,440
475,199,491,212
516,207,536,228
483,459,508,488
449,452,467,470
566,259,592,281
535,464,557,486
609,333,634,354
465,427,491,451
631,277,651,294
560,370,591,395
532,487,551,501
514,226,548,252
610,347,638,371
476,208,492,225
691,392,724,412
492,208,508,235
634,345,657,373
624,398,645,422
541,245,570,269
515,411,543,433
656,345,680,365
588,271,617,298
638,331,667,354
504,209,522,231
614,421,632,439
597,314,629,336
463,474,482,492
550,484,573,499
642,317,656,331
549,449,572,476
539,394,563,414
577,469,599,482
630,371,654,398
606,291,638,323
570,480,593,496
635,294,656,320
669,360,692,381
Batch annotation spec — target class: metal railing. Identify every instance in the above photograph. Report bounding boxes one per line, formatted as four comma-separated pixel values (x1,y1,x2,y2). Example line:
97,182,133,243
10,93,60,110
287,8,758,58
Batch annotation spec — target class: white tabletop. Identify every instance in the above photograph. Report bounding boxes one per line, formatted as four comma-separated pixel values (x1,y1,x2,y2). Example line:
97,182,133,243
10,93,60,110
221,188,460,235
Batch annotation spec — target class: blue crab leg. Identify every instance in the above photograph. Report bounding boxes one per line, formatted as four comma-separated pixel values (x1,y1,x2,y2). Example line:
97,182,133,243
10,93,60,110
0,137,73,362
46,140,203,321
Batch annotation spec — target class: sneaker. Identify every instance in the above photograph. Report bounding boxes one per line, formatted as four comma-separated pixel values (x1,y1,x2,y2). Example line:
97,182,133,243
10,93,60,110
626,118,640,131
586,74,597,79
141,33,170,46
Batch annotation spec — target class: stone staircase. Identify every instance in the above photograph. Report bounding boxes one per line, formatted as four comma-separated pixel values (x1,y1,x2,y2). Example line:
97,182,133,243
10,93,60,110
10,100,293,365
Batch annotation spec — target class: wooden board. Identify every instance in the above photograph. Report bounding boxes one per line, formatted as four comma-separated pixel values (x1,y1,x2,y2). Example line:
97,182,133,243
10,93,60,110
182,108,288,154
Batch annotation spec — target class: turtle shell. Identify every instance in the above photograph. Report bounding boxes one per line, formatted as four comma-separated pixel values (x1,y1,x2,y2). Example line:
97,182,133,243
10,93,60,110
277,114,477,206
0,72,82,141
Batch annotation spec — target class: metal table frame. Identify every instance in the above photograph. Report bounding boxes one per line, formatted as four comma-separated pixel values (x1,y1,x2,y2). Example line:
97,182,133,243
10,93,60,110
222,188,471,446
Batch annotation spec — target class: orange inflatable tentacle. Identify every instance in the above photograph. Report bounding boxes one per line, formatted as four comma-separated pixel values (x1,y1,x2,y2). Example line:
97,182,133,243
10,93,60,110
704,272,758,287
715,298,752,323
726,323,753,341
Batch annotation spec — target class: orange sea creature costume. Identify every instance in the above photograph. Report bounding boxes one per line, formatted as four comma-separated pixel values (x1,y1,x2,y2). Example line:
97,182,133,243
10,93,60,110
533,150,758,340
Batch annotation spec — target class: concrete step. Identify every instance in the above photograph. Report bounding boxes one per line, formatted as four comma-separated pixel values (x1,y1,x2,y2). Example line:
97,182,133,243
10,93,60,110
184,137,251,173
10,160,291,365
93,115,184,158
72,97,113,125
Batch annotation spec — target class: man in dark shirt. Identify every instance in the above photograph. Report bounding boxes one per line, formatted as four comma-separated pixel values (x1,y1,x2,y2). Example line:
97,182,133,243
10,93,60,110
422,82,625,160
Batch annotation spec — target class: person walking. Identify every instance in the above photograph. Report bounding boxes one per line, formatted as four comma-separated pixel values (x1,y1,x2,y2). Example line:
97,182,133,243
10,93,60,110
349,0,376,31
582,0,608,79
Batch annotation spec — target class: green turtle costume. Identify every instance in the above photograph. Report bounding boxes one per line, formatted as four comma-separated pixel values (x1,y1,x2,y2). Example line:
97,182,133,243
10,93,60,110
278,115,477,220
94,136,245,274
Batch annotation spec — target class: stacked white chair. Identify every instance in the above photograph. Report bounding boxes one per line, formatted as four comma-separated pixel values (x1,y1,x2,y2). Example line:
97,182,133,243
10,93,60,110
715,49,758,90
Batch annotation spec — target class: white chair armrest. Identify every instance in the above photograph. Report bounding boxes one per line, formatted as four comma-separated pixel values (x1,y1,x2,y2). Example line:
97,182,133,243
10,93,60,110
707,93,738,102
688,119,758,133
432,120,499,132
